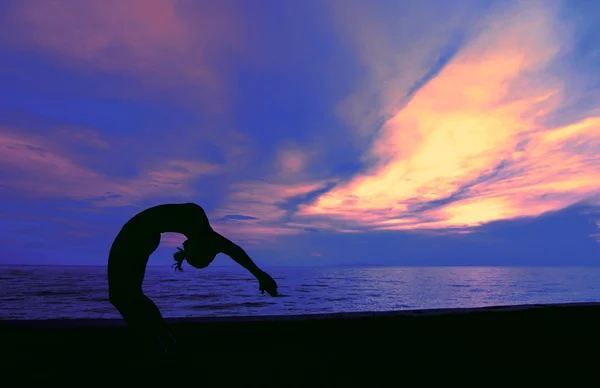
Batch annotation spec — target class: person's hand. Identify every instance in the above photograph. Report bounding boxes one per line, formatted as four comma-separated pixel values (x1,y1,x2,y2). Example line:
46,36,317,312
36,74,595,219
256,270,278,297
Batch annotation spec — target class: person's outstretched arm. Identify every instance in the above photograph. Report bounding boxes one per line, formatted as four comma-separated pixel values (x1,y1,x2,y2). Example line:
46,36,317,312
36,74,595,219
214,233,261,275
214,232,278,296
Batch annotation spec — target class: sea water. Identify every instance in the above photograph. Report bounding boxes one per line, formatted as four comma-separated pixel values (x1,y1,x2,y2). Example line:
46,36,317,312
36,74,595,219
2,265,600,320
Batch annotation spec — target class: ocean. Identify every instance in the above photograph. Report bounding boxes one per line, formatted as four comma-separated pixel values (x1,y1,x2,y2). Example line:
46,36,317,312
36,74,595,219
2,265,600,320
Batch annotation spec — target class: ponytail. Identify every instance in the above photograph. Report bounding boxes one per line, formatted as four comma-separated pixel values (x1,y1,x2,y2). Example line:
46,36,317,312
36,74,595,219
172,246,186,272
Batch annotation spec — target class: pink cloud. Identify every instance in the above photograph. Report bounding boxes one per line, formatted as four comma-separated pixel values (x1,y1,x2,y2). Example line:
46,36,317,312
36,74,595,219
2,0,246,110
160,233,186,248
0,127,222,206
277,148,307,176
217,181,329,220
144,160,223,189
210,179,334,244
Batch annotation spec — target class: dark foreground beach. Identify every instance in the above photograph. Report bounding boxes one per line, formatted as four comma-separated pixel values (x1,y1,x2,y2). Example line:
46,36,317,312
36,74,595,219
3,302,600,385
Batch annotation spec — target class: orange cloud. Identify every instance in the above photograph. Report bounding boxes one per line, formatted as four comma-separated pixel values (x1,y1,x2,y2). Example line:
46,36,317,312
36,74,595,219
330,0,488,144
295,1,599,234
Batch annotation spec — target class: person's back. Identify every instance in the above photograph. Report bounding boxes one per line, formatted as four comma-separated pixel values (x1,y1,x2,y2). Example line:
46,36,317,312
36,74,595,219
120,203,212,236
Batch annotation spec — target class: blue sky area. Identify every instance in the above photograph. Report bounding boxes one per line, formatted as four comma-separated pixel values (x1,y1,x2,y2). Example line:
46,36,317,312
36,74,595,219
0,0,598,266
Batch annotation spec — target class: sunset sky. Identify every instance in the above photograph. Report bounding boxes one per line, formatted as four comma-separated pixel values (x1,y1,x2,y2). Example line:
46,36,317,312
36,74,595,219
1,0,599,266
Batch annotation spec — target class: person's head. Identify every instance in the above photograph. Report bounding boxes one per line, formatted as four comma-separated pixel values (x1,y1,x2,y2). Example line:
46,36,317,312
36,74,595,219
172,235,220,271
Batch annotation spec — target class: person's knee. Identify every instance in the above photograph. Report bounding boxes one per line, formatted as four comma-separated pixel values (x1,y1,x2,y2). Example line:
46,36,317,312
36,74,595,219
109,288,125,308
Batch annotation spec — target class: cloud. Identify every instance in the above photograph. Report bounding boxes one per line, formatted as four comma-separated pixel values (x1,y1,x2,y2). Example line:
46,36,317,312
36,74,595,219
166,0,598,247
218,214,261,221
288,1,599,235
210,179,336,244
276,147,307,175
1,0,246,110
329,0,488,144
218,3,600,239
0,128,223,206
52,126,110,150
160,233,186,248
592,220,600,243
5,0,597,252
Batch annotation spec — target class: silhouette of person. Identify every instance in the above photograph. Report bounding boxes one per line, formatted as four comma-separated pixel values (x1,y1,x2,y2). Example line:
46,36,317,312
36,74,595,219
107,203,278,357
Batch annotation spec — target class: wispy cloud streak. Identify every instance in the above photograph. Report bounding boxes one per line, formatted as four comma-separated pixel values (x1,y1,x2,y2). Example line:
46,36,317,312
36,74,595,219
297,1,599,233
0,129,222,206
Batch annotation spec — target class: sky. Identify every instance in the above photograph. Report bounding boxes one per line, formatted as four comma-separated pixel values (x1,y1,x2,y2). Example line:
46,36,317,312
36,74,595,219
0,0,599,267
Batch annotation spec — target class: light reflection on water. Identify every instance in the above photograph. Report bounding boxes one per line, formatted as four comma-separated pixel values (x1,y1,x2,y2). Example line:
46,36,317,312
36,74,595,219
1,265,600,319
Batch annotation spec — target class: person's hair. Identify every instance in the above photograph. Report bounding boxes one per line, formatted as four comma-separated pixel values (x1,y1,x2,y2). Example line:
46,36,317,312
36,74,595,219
172,246,186,272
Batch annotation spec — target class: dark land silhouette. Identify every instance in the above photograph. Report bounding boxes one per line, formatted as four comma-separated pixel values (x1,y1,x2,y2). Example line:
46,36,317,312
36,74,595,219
107,203,278,356
2,303,599,385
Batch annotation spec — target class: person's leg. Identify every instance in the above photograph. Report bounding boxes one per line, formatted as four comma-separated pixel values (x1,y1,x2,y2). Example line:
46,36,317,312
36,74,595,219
109,287,177,353
108,248,176,356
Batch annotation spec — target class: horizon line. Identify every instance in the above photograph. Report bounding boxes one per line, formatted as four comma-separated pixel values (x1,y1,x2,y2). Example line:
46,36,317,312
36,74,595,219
2,264,600,268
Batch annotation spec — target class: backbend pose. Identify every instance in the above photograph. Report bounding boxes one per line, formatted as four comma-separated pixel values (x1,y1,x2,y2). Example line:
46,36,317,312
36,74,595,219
107,203,278,355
